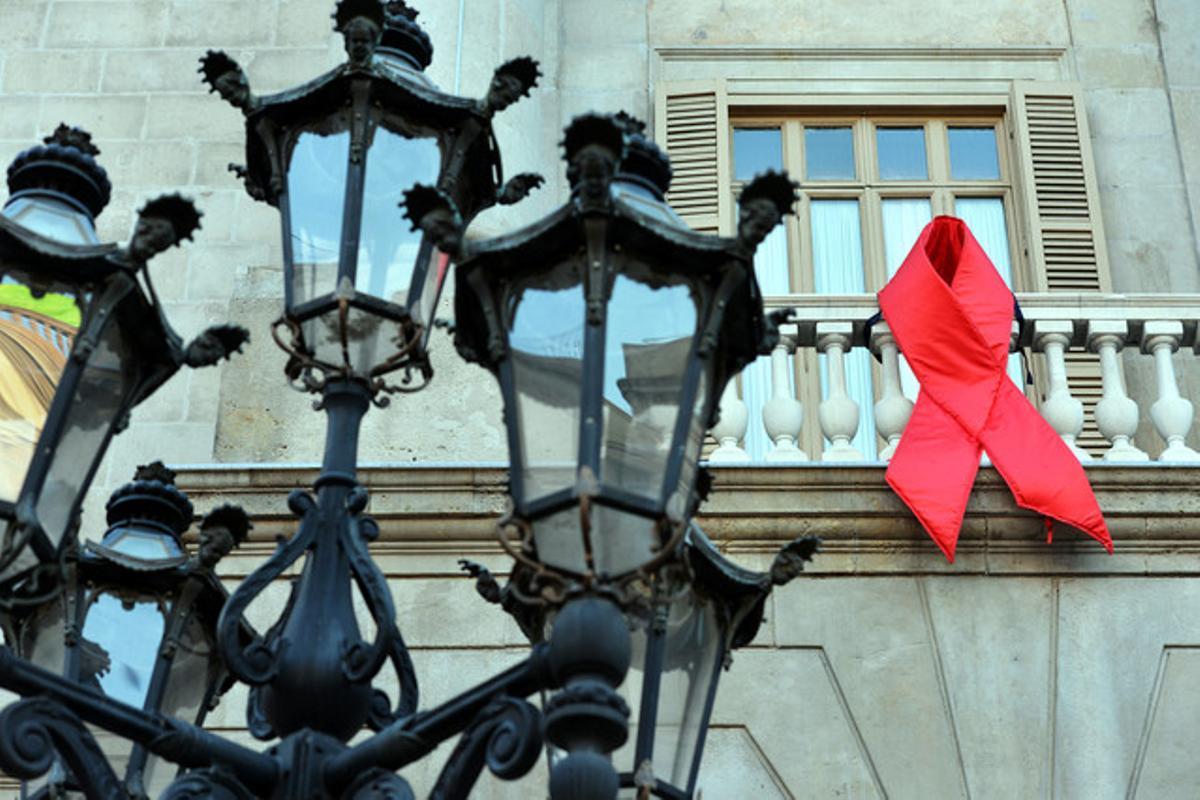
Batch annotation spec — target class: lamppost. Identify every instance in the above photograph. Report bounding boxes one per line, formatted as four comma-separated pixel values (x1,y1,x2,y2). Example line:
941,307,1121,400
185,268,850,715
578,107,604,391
0,3,816,799
432,112,816,799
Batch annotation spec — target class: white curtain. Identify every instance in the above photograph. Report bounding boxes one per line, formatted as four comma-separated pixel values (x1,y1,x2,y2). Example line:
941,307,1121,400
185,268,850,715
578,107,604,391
956,197,1025,389
881,199,932,400
743,225,789,461
811,200,876,460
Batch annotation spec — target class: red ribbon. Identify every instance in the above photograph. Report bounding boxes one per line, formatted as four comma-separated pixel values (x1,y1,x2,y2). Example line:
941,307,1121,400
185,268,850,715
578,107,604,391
878,217,1112,562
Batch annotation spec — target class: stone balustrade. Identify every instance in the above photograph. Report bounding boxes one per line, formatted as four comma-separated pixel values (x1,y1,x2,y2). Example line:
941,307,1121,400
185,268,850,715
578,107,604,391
710,293,1200,465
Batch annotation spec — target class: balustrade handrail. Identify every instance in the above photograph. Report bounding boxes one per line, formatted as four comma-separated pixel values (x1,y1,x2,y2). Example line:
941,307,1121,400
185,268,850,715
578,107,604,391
711,292,1200,465
766,292,1200,350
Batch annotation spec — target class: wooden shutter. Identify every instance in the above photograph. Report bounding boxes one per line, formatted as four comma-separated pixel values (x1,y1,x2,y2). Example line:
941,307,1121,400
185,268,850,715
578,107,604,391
654,80,731,234
1011,81,1111,292
1011,82,1110,455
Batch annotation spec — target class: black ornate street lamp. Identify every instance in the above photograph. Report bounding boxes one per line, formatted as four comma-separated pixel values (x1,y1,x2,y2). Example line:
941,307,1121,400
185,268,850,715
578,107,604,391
202,0,542,394
0,7,818,800
424,112,811,797
438,112,795,587
0,462,249,799
0,126,247,606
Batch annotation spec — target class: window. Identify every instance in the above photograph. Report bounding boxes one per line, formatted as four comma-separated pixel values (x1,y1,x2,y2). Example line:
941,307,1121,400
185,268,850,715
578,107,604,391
730,116,1018,293
731,116,1024,460
656,64,1112,460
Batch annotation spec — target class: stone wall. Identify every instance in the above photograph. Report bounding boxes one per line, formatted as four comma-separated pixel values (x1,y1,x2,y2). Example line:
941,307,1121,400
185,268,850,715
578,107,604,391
1,0,1199,797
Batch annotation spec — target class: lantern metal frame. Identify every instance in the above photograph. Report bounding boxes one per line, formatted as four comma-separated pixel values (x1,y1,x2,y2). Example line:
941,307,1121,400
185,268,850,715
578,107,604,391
203,0,543,396
0,7,821,800
443,113,795,596
0,464,249,800
0,143,247,606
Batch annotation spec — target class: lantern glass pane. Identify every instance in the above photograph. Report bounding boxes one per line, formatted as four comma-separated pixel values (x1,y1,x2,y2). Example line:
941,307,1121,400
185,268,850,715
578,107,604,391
592,504,658,577
21,594,68,673
651,593,723,791
531,507,588,575
310,305,395,376
79,592,165,708
34,314,133,550
508,269,585,504
0,277,80,504
674,368,709,504
3,197,98,245
600,275,697,502
357,127,440,305
286,125,350,308
105,528,184,560
159,613,218,724
416,244,448,336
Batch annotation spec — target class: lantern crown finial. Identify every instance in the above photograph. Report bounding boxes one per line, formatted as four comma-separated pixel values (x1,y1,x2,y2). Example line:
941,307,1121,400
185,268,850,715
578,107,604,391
105,463,194,537
562,113,626,201
43,124,99,157
333,0,384,67
6,122,112,219
379,0,433,70
613,111,673,199
134,461,177,485
332,0,385,31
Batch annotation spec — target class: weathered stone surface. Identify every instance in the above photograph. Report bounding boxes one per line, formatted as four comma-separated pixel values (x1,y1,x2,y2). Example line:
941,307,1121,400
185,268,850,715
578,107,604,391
2,50,103,94
1054,579,1200,799
44,1,169,49
649,0,1069,47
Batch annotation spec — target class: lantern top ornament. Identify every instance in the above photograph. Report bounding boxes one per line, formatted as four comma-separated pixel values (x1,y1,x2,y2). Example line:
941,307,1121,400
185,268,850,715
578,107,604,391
6,124,113,221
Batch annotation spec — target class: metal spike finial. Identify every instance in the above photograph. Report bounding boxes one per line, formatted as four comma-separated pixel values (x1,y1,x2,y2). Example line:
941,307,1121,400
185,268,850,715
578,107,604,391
43,124,99,157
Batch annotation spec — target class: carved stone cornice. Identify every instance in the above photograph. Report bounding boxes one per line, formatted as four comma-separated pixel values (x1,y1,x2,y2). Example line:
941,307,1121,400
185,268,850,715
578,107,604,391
172,464,1200,576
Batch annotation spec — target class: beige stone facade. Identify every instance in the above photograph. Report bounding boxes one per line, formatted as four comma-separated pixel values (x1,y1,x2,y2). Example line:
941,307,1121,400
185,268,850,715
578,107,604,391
1,0,1199,796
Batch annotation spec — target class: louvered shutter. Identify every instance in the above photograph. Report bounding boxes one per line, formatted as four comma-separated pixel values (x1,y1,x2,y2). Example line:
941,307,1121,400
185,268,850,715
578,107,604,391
1011,82,1111,455
1011,82,1111,292
654,81,730,234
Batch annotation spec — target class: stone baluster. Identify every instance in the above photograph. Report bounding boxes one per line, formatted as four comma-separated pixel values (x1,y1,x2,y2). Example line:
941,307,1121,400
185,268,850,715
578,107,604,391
1033,320,1090,462
708,379,751,463
816,322,862,462
870,322,912,462
1087,320,1148,462
1142,320,1200,462
762,336,807,462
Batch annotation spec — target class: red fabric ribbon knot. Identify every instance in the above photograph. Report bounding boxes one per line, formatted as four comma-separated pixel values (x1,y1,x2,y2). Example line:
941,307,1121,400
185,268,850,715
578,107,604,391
878,216,1112,562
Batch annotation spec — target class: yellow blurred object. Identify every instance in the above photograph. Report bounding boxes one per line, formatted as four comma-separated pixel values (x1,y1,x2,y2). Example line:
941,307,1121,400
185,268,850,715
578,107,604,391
0,283,81,327
0,301,75,502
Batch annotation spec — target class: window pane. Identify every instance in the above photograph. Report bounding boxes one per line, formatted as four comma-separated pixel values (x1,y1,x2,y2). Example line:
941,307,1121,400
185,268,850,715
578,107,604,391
805,127,855,180
732,128,782,181
876,127,927,180
809,199,876,460
881,198,933,278
881,198,933,400
810,200,865,294
948,127,1001,180
753,224,789,295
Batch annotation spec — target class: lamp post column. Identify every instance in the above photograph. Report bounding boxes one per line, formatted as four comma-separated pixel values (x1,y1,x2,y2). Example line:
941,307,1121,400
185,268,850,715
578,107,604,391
257,379,380,741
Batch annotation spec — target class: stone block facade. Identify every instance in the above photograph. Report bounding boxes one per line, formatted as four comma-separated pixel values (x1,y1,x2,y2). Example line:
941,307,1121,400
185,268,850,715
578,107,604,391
0,0,1198,796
